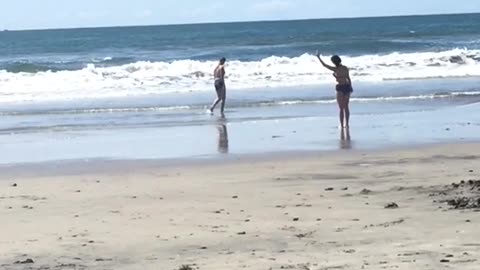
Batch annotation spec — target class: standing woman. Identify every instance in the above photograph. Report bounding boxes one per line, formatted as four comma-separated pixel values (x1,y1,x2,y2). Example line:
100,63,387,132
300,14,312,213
209,57,227,114
316,51,353,128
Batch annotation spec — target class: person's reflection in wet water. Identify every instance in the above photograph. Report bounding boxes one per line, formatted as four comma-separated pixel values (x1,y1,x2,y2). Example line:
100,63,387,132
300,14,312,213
217,114,229,154
340,127,352,149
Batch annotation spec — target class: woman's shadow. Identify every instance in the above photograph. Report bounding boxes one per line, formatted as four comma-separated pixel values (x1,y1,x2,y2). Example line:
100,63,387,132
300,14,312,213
217,114,229,154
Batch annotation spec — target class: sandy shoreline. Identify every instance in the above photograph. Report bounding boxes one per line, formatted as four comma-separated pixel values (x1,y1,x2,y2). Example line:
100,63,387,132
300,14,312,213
1,143,479,270
2,98,480,165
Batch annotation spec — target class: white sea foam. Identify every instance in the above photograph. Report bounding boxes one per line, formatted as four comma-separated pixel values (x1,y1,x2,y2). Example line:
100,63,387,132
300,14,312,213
0,49,479,103
267,91,480,106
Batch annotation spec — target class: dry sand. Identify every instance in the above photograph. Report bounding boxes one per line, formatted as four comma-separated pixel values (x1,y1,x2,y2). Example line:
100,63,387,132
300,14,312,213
0,143,479,270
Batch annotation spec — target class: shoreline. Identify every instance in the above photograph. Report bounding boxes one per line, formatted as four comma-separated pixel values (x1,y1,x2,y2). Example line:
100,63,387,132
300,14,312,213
1,140,479,179
1,77,479,166
1,99,480,165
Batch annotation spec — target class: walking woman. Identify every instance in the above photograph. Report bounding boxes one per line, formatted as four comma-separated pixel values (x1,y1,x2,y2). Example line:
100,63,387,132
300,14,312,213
316,51,353,128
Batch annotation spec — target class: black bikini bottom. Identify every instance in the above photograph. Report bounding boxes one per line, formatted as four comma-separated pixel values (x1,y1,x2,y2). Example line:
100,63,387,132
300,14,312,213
336,84,353,95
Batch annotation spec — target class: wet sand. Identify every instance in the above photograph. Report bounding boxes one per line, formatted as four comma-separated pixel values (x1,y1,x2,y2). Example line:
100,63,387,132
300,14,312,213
2,96,480,165
0,143,479,270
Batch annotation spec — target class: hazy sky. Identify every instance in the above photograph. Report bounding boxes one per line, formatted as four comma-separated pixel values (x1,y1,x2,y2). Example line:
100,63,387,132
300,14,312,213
1,0,480,30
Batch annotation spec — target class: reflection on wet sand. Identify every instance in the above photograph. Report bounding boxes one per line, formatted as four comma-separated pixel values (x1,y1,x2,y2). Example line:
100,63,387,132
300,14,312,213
217,116,229,154
340,127,352,149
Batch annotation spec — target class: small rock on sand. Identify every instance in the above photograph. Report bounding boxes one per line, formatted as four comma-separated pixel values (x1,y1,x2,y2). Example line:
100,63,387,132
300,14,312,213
360,189,372,195
385,203,399,209
11,183,17,187
325,188,334,191
95,258,113,262
179,265,194,270
14,259,34,264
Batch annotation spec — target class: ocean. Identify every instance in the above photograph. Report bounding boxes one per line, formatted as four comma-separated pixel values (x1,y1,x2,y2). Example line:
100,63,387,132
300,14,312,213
1,13,480,164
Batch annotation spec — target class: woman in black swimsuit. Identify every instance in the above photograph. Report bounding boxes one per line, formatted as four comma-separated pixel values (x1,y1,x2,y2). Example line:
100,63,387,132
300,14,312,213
316,51,353,128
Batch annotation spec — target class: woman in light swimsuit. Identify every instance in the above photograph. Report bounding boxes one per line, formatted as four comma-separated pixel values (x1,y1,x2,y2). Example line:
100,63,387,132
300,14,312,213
209,57,227,114
316,51,353,128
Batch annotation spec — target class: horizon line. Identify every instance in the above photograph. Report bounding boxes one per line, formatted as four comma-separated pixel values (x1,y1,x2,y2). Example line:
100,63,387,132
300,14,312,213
2,11,479,32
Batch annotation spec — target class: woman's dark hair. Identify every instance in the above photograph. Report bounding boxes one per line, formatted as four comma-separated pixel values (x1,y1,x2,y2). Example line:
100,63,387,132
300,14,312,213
220,57,226,64
331,55,341,66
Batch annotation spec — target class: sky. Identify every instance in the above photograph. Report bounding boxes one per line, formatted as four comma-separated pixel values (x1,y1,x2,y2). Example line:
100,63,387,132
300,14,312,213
1,0,480,30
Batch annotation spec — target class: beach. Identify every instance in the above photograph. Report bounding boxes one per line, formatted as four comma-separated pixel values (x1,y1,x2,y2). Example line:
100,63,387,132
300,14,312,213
1,13,480,270
1,143,479,270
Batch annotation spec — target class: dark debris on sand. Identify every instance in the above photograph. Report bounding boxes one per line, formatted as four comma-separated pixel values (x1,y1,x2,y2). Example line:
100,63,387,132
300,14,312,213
179,265,196,270
447,197,480,209
436,180,480,210
14,258,34,264
385,203,399,209
360,189,372,195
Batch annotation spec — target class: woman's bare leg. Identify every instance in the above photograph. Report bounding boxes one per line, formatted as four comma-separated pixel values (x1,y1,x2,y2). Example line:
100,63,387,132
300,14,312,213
336,92,344,128
344,94,351,128
210,89,222,112
219,86,226,113
210,99,220,112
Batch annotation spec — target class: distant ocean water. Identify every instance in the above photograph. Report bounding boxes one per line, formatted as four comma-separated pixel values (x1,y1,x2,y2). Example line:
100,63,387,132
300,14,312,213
0,13,480,105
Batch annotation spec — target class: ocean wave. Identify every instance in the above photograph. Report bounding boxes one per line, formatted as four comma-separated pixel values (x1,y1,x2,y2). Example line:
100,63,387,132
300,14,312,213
0,49,480,103
262,91,480,105
90,56,137,67
3,62,64,73
1,56,137,73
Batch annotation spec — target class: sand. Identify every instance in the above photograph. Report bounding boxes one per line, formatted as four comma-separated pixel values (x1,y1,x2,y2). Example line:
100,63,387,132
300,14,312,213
0,143,479,270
